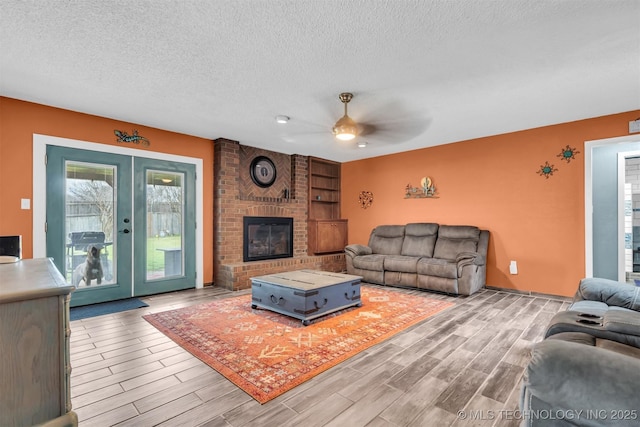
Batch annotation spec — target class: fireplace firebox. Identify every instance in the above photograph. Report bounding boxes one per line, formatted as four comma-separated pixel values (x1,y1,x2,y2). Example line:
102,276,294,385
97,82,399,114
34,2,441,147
243,216,293,262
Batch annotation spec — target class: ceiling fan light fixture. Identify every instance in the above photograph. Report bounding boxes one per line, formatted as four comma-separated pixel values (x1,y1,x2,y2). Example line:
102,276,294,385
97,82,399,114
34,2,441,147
333,92,357,141
333,115,358,141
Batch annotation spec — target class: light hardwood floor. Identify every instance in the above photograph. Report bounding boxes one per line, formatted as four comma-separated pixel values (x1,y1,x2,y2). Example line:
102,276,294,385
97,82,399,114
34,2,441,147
69,285,570,426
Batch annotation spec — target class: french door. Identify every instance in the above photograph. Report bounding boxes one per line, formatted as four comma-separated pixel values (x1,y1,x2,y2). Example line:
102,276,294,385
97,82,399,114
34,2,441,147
46,146,196,307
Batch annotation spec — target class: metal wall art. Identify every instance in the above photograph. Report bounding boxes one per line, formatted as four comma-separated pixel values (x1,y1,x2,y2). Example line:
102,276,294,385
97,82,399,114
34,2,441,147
114,130,150,146
557,145,579,163
405,176,438,198
536,145,579,179
537,161,558,179
358,191,374,209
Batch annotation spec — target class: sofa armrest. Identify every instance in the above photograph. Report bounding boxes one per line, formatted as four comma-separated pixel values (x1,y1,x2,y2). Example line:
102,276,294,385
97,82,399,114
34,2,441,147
455,252,485,277
345,244,372,258
604,308,640,337
576,278,640,311
522,339,640,423
456,251,485,267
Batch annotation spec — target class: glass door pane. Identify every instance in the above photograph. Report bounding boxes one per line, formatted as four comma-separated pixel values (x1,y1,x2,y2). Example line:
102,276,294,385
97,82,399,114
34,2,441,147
65,162,117,287
133,157,195,296
46,145,133,307
146,170,184,280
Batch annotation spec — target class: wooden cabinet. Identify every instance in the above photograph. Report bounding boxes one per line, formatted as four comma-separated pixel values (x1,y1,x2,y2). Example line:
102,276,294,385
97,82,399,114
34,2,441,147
308,219,348,254
307,157,348,254
0,258,76,427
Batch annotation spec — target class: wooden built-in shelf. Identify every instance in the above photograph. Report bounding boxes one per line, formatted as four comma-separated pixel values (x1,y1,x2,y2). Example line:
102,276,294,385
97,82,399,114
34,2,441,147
308,157,347,255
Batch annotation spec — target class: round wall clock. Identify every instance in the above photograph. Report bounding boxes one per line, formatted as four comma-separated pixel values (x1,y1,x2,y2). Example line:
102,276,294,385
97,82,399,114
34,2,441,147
250,156,277,187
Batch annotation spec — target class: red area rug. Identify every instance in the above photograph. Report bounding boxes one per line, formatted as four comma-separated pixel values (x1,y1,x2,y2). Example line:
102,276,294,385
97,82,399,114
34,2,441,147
143,286,453,403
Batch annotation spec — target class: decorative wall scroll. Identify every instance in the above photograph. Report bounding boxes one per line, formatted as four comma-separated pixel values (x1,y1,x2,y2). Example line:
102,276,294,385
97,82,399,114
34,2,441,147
405,176,438,198
114,130,150,146
358,191,374,209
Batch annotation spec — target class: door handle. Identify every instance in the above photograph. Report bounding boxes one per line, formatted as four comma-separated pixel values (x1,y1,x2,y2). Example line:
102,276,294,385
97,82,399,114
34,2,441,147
120,218,131,233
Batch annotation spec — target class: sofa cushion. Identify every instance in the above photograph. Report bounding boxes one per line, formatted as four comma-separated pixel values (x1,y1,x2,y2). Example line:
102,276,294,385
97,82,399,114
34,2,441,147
384,255,418,273
352,254,386,271
369,225,405,255
416,257,457,279
401,223,439,257
603,308,640,337
433,225,480,261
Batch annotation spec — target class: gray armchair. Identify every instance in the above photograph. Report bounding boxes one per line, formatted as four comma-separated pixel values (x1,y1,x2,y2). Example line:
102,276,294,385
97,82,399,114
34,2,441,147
521,332,640,426
545,277,640,348
521,279,640,426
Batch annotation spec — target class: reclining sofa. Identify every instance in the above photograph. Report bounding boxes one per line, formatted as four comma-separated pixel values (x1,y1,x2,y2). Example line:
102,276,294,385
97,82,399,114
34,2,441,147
345,223,489,296
520,278,640,426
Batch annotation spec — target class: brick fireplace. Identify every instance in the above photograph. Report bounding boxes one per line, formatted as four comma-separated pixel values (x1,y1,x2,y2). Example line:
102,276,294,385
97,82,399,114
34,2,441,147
213,139,346,290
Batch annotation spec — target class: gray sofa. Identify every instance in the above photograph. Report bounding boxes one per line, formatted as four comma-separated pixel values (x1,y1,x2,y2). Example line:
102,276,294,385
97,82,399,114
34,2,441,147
520,278,640,426
345,223,489,296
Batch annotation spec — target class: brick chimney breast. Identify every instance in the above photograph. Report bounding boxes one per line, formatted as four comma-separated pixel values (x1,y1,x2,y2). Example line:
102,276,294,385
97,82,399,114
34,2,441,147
213,139,345,290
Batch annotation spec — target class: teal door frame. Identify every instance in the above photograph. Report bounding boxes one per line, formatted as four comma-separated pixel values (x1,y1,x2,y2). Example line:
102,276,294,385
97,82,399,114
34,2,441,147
42,139,203,305
33,134,204,292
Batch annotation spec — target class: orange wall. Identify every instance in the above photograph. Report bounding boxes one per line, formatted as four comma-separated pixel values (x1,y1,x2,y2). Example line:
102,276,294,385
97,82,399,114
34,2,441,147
342,111,640,297
0,97,215,283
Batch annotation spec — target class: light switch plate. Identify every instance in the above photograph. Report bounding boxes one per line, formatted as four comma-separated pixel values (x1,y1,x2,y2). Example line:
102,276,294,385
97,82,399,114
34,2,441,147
21,198,30,210
630,120,640,134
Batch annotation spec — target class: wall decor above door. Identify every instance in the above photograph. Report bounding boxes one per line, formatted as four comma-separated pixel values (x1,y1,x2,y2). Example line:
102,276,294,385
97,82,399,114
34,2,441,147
114,129,150,146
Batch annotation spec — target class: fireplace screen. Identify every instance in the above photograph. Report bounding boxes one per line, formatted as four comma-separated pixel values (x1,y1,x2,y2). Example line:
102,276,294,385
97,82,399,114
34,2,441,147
243,216,293,262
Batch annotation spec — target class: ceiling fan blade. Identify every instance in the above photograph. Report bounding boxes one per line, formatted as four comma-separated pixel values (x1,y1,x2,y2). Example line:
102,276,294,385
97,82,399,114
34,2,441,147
358,115,431,144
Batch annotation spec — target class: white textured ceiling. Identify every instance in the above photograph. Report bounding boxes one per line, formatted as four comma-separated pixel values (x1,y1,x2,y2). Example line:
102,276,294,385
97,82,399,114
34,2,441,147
1,0,639,162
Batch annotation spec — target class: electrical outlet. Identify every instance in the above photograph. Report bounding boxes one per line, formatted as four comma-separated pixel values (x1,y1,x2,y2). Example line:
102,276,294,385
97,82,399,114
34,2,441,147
630,120,640,134
509,260,518,275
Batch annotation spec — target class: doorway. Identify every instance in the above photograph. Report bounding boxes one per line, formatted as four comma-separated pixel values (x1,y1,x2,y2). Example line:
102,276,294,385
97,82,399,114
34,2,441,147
45,145,197,307
622,154,640,283
585,135,640,282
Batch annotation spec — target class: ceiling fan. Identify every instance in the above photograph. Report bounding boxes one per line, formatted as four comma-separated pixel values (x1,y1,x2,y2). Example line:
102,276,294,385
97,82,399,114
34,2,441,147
330,92,430,146
332,92,358,141
279,92,430,148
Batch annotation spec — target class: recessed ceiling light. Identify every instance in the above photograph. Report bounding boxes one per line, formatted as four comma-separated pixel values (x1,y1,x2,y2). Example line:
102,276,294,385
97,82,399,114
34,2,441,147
275,115,289,124
357,141,368,148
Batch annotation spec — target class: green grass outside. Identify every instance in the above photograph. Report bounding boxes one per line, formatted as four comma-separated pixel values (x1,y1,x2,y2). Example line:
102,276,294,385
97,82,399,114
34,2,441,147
147,235,182,271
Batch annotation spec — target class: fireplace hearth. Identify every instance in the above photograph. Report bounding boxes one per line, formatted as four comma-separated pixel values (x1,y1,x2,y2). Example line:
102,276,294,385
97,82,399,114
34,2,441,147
243,216,293,262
